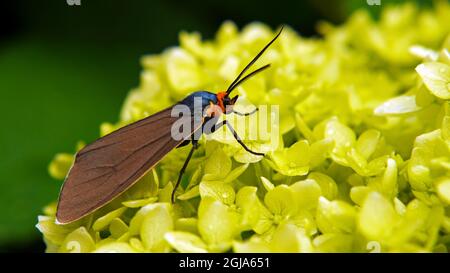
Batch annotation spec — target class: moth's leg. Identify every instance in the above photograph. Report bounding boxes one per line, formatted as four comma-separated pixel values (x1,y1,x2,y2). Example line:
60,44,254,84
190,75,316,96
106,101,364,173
232,107,259,116
171,140,199,203
214,120,265,156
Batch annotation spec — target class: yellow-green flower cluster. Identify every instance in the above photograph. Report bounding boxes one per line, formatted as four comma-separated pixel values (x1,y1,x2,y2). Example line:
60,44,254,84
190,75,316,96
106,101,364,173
38,2,450,253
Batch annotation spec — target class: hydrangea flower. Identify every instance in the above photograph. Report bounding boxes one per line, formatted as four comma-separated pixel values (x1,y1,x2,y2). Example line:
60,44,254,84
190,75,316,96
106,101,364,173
38,2,450,253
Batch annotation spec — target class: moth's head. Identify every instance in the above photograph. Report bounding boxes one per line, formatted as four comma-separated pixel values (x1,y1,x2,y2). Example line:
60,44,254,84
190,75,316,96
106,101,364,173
216,91,238,114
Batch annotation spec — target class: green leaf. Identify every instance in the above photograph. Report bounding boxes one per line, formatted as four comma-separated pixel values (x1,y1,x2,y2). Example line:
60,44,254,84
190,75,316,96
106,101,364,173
408,130,448,191
350,186,371,206
109,218,129,239
356,130,381,159
374,96,421,115
260,176,274,191
316,197,356,234
388,199,430,246
290,179,322,210
295,113,315,142
158,182,174,203
177,185,200,200
268,140,310,176
122,197,158,208
308,172,338,200
129,203,170,235
129,238,145,252
93,242,137,253
436,178,450,205
315,117,356,163
270,223,312,253
199,181,235,205
186,166,202,189
358,192,398,241
442,115,450,141
48,153,74,180
309,139,333,168
224,163,249,183
165,48,203,94
124,169,160,199
236,186,270,230
59,227,95,253
204,147,232,179
37,11,450,253
140,203,173,251
36,216,73,246
233,236,271,253
264,185,296,218
313,233,354,253
381,158,398,198
175,218,199,234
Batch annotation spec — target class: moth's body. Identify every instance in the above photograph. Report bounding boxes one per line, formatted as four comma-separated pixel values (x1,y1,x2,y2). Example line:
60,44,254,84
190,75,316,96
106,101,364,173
56,27,283,224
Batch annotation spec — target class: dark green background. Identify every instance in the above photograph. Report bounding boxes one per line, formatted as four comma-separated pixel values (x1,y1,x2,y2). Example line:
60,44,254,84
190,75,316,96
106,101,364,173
0,0,429,252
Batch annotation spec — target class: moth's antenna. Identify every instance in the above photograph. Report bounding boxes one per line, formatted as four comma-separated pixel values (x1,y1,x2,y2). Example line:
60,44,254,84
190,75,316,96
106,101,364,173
226,25,284,94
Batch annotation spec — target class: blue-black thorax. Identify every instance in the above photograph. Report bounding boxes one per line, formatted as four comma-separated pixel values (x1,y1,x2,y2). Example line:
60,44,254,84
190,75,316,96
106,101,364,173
178,91,220,136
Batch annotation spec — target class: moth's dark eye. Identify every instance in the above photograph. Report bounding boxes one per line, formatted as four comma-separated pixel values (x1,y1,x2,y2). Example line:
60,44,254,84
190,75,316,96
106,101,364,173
223,97,230,105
